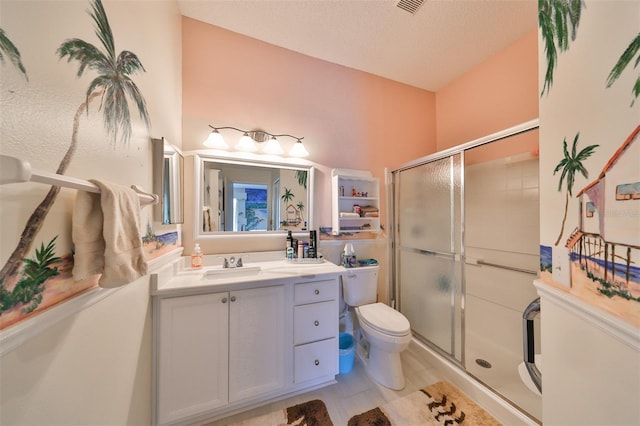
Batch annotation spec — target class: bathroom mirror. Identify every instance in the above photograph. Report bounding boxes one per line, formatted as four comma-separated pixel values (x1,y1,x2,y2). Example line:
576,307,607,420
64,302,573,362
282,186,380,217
195,154,314,234
152,137,184,224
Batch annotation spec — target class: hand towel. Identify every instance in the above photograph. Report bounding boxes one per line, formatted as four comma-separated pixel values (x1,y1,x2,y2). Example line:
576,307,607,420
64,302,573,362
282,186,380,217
72,180,147,288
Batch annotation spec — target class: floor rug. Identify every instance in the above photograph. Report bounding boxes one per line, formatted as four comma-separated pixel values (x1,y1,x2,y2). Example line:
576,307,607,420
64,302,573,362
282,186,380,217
348,381,501,426
228,399,333,426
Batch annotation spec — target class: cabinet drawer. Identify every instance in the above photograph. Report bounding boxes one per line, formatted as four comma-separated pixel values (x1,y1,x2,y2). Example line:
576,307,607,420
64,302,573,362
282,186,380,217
294,279,338,305
294,301,338,345
294,338,338,383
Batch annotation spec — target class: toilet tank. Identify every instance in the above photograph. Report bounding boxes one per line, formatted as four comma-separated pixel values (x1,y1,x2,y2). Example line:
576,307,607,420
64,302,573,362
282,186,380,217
342,265,379,306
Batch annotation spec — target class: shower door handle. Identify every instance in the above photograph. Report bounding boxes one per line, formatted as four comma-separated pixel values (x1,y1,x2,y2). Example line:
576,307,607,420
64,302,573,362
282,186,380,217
523,297,542,393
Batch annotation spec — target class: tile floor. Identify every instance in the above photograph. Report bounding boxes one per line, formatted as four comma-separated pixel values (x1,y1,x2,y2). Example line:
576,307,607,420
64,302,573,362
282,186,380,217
206,342,448,425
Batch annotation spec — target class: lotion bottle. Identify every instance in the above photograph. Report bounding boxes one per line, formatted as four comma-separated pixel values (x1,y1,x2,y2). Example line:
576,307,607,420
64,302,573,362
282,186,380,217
191,243,203,269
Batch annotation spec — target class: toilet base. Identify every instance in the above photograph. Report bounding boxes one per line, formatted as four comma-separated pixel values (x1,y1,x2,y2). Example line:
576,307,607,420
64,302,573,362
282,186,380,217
356,339,406,390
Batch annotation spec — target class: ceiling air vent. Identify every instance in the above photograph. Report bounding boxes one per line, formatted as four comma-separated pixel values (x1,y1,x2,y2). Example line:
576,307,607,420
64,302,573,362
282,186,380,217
396,0,425,15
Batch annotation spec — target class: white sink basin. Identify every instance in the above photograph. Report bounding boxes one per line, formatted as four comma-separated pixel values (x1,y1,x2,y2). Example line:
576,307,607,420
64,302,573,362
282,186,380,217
203,265,261,278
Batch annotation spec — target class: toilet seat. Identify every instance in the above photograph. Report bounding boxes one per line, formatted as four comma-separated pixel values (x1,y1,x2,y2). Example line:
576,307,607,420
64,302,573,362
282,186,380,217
356,303,410,337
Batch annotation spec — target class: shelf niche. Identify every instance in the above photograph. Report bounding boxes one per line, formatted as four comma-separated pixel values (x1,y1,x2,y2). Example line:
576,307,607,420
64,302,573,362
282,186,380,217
331,168,380,235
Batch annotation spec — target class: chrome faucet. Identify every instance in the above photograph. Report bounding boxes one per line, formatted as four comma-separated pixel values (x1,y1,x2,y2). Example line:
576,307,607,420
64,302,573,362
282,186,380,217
223,256,243,268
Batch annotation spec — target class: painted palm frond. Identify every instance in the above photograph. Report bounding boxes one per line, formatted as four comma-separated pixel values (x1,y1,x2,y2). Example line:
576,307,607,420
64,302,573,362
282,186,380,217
89,0,115,59
0,27,28,80
296,170,308,189
57,39,110,77
606,33,640,106
553,133,598,245
539,0,584,96
56,0,149,146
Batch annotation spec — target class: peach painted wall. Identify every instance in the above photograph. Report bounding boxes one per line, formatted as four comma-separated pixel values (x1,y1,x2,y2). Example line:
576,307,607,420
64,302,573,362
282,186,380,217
436,29,539,151
181,17,436,253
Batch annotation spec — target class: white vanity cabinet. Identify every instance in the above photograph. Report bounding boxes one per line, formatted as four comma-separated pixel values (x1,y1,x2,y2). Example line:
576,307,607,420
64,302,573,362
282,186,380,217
155,285,286,426
152,260,344,426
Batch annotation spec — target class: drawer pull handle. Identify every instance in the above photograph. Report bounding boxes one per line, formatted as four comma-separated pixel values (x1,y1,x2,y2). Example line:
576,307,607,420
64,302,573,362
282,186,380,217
221,297,228,303
314,289,320,295
314,320,320,326
314,359,320,366
230,296,236,302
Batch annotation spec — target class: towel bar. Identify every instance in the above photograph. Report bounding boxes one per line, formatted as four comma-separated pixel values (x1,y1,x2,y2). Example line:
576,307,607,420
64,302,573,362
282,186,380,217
0,154,158,205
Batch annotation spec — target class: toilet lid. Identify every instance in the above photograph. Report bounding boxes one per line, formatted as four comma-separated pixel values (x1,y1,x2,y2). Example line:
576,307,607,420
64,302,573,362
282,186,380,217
357,303,410,337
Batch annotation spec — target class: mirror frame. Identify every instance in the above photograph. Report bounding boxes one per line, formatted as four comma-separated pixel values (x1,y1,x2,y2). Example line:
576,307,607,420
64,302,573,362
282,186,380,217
194,153,314,237
152,137,184,224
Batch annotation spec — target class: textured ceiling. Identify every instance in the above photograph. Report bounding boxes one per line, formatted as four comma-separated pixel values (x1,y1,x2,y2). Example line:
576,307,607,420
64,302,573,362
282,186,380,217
178,0,538,92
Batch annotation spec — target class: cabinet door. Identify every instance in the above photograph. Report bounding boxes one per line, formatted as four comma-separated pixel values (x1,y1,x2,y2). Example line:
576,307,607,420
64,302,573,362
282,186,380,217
228,285,286,402
157,293,229,425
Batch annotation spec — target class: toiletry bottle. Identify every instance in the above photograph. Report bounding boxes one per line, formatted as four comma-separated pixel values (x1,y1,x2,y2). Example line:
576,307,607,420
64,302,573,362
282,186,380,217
298,241,304,259
286,230,293,259
343,243,356,268
308,230,317,258
191,243,203,269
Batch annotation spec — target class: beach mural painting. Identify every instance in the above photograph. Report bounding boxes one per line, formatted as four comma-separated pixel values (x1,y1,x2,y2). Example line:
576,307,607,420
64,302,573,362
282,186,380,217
0,0,175,331
538,0,640,326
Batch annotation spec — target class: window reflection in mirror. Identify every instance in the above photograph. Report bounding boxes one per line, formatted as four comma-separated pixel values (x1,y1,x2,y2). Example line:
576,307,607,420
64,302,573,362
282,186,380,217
199,156,312,234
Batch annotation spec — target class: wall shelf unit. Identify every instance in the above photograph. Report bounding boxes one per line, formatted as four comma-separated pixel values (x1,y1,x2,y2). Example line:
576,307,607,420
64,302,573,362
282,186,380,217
331,168,380,234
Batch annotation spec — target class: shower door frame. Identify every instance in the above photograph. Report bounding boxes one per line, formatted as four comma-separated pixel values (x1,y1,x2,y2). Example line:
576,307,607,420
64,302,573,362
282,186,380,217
390,118,540,367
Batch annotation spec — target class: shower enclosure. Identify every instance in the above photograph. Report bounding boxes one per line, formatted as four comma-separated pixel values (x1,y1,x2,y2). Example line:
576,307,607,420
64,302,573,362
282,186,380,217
391,120,542,421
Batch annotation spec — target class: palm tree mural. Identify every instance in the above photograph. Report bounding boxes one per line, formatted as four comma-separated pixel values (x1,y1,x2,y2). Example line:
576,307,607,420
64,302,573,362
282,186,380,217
296,201,305,222
0,0,150,285
539,0,584,96
281,188,294,204
296,170,307,189
553,133,598,246
0,27,28,80
607,32,640,106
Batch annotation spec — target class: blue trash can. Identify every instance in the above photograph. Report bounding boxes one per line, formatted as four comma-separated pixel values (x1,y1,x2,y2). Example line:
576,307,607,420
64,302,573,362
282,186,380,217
339,332,355,374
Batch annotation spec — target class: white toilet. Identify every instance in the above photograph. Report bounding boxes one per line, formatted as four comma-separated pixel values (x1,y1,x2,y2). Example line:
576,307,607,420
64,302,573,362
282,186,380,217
342,265,411,390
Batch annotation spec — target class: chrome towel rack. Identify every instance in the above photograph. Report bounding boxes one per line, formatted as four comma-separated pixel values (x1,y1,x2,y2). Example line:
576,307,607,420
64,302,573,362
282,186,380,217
476,259,538,276
0,154,158,205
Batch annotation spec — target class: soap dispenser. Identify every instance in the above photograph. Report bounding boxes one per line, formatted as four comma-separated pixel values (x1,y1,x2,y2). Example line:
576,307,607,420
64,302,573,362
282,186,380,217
191,243,203,269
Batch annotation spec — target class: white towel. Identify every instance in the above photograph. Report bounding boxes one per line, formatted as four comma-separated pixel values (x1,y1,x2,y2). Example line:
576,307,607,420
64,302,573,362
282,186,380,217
72,179,148,288
340,212,361,218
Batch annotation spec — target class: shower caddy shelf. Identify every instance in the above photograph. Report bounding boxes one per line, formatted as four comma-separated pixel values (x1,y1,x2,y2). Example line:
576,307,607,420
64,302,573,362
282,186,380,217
0,154,158,205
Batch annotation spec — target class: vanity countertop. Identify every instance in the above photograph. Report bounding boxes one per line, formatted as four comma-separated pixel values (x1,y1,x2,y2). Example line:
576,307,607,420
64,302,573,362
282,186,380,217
151,256,345,297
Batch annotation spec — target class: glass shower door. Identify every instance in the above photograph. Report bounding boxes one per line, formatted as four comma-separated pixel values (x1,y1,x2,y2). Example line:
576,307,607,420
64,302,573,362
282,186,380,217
394,154,462,359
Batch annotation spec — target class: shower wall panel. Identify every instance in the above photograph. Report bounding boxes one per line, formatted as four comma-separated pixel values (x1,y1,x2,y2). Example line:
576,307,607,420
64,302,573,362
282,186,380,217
463,154,541,420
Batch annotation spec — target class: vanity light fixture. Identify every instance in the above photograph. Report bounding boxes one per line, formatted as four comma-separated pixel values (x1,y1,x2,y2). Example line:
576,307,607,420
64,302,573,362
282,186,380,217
203,125,309,157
